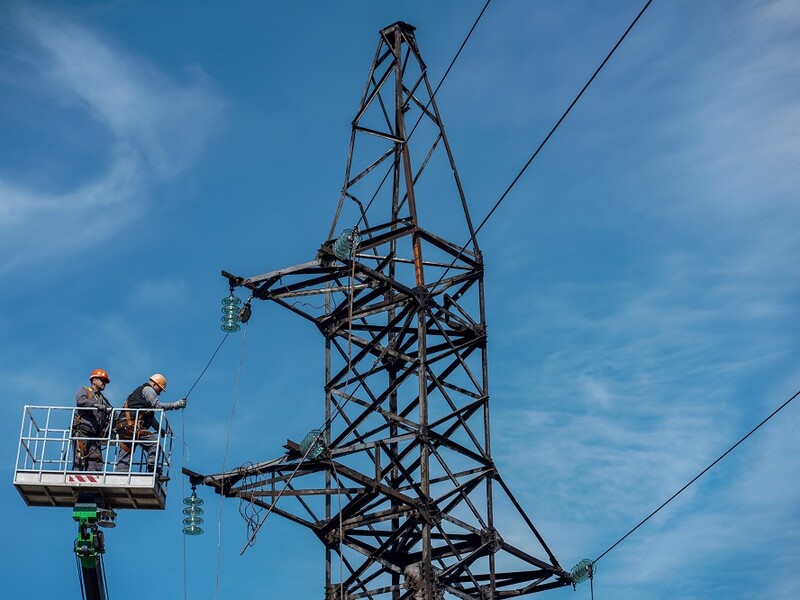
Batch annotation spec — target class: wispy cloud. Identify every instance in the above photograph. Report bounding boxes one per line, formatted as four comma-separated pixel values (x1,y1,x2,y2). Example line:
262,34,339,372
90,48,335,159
0,4,225,272
487,1,799,593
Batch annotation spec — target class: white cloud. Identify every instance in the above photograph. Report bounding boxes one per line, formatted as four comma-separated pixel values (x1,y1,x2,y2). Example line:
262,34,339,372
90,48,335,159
0,5,225,272
662,2,800,226
597,404,800,596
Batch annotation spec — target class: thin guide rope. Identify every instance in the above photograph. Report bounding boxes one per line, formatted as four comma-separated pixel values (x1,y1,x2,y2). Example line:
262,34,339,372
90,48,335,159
240,254,365,553
186,333,229,398
180,332,229,600
215,323,248,599
181,412,187,600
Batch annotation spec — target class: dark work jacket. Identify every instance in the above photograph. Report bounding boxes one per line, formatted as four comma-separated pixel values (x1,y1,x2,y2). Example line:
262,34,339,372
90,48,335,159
125,383,156,429
74,386,112,435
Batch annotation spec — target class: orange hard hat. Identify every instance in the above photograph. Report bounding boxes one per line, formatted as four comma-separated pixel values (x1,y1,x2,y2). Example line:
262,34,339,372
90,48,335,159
149,373,167,391
89,368,110,383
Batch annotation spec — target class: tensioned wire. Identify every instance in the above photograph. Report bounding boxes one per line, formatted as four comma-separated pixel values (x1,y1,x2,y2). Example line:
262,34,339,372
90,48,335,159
592,387,800,565
427,0,655,294
353,0,492,229
205,0,656,581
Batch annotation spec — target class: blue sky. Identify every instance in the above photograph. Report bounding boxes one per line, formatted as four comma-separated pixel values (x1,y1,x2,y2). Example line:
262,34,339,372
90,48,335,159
2,1,799,598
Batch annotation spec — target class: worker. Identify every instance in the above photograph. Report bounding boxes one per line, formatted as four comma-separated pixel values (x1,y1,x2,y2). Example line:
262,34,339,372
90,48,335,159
115,373,186,475
72,369,114,471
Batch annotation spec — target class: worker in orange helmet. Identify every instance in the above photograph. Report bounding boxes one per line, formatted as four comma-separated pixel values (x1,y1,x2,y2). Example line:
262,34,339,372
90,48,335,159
114,373,186,476
71,369,114,471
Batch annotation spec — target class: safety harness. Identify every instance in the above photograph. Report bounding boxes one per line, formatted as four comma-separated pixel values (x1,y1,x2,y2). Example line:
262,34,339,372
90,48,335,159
115,383,155,453
71,386,111,468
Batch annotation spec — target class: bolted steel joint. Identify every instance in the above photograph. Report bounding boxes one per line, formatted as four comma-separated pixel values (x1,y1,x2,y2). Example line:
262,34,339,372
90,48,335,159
480,527,502,554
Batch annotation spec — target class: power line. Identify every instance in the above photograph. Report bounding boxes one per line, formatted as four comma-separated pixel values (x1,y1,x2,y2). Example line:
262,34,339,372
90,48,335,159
430,0,655,291
476,0,654,241
356,0,492,225
594,387,800,564
239,0,654,551
427,0,492,110
184,333,230,399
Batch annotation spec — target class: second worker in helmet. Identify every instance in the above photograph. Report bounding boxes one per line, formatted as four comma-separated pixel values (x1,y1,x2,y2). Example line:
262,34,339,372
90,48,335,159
115,373,187,475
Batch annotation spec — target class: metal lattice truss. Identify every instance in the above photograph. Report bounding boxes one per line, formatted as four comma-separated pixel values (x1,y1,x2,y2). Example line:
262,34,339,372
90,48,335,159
186,22,571,600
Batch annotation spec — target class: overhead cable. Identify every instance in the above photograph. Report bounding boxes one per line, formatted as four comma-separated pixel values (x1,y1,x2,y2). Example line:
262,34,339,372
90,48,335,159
184,333,230,398
181,332,229,600
430,0,655,291
594,387,800,564
356,0,492,224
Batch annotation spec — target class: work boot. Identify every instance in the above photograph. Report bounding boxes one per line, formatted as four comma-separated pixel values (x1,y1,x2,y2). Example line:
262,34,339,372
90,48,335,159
154,465,170,482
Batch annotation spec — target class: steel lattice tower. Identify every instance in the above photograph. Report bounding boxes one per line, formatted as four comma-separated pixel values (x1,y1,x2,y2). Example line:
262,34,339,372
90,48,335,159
186,22,572,599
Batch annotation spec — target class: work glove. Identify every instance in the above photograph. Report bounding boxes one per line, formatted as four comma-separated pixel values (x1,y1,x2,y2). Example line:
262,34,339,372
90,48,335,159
167,398,188,410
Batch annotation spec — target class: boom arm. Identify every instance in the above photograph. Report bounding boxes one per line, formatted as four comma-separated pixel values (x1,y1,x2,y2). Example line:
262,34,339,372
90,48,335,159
73,499,114,600
77,556,108,600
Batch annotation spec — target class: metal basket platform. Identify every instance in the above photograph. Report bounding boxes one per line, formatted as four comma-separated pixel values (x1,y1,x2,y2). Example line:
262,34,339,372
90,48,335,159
14,405,173,510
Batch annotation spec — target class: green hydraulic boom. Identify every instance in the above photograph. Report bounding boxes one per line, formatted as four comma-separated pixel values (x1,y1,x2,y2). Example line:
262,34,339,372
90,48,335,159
73,497,116,600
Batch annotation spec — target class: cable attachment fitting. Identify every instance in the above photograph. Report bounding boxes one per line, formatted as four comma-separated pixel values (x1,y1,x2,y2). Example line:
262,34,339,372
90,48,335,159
240,297,252,324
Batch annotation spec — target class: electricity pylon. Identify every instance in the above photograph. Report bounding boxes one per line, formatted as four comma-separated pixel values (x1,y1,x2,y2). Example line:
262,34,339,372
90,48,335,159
186,21,572,599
